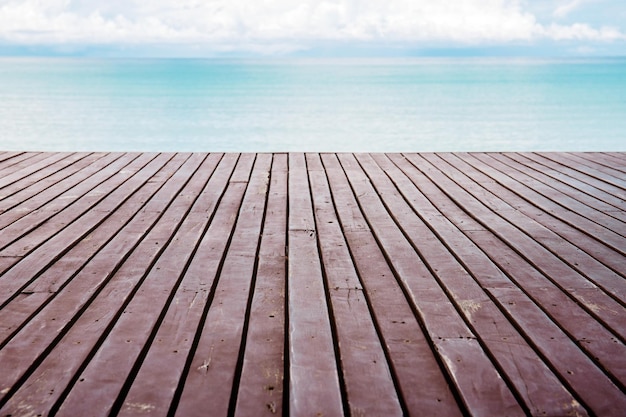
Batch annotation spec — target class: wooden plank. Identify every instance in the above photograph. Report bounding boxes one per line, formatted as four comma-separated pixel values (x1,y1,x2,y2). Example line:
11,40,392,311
569,152,626,177
234,153,288,417
487,152,626,228
566,152,626,176
538,152,626,190
0,154,207,405
0,153,62,185
436,153,626,298
112,156,255,417
501,153,626,219
0,152,140,252
0,152,43,177
418,153,626,336
286,152,344,417
466,229,626,386
458,153,626,257
449,152,626,307
397,153,626,415
477,153,626,238
0,152,73,190
337,153,524,417
307,153,403,416
0,153,194,346
51,155,246,417
0,152,88,201
0,153,166,306
385,153,626,406
0,152,623,416
0,151,25,166
0,152,122,231
527,153,626,201
597,152,626,167
365,153,587,416
0,153,105,214
503,153,625,214
321,153,463,416
171,154,269,417
0,154,228,417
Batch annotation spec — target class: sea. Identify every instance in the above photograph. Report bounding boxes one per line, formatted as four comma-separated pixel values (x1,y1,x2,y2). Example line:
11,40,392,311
0,57,625,152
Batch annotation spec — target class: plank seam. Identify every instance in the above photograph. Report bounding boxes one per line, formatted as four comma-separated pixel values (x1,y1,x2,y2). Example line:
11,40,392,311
354,153,532,416
306,155,351,417
0,154,189,350
0,153,183,409
398,153,625,397
334,154,473,417
385,154,604,410
166,154,249,416
319,154,410,416
453,153,626,310
0,153,159,310
227,154,273,416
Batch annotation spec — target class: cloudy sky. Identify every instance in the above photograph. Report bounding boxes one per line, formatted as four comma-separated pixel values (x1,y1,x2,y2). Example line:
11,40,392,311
0,0,624,56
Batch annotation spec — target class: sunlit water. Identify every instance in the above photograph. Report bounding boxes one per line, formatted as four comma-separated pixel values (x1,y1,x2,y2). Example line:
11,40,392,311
1,57,625,152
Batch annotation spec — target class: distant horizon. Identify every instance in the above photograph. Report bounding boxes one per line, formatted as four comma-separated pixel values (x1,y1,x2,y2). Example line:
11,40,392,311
1,47,625,60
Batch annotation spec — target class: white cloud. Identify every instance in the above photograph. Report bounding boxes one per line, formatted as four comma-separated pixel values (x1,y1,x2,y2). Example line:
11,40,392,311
543,22,624,41
553,0,587,18
0,0,623,51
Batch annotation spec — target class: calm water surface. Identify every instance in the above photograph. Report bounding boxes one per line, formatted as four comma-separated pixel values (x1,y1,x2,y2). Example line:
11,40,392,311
0,57,625,152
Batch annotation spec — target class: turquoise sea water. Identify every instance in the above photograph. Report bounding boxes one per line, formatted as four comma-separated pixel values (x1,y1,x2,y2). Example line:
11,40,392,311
0,57,625,152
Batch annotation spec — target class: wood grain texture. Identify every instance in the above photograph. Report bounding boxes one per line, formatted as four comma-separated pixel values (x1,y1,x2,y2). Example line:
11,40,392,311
0,152,624,417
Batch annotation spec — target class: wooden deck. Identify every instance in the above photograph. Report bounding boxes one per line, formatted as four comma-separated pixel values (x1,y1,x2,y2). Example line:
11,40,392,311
0,151,624,417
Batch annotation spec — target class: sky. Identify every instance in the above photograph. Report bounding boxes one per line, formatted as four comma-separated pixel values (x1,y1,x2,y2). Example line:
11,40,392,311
0,0,625,57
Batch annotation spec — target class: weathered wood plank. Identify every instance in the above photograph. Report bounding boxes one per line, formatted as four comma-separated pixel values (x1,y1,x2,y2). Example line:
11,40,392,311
0,152,73,190
0,151,25,166
0,153,168,306
0,152,121,231
386,153,626,408
307,153,404,416
457,153,626,257
0,153,105,215
0,152,623,417
338,153,525,417
0,154,214,414
234,153,288,417
399,153,626,416
0,154,227,417
437,153,626,298
495,153,626,224
112,155,253,416
470,153,626,244
483,153,626,235
417,153,626,337
51,155,245,417
0,152,89,201
565,152,626,178
321,153,464,416
538,152,626,191
597,152,626,168
0,153,193,345
171,154,268,417
0,152,45,177
504,153,626,213
366,153,587,416
0,152,141,253
286,152,344,417
529,153,626,201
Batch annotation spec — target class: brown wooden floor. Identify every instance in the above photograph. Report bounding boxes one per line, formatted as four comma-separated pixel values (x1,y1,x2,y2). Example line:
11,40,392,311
0,152,624,417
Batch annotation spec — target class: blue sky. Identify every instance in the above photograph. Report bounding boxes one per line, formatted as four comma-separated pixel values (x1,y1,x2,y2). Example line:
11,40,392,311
0,0,624,57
